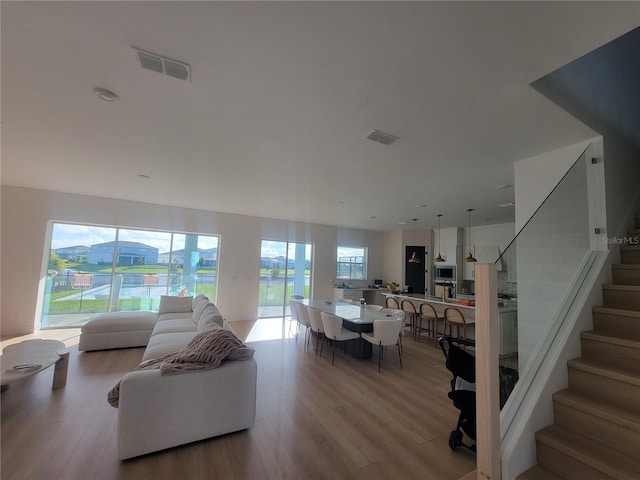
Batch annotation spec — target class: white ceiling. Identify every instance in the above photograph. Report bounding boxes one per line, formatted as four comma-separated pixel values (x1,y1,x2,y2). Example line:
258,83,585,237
2,1,639,231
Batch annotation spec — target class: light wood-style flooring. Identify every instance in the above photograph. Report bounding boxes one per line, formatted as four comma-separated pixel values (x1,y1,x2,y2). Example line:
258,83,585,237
1,323,476,479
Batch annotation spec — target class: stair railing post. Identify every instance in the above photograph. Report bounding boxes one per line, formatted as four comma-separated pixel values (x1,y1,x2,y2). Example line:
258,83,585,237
475,263,500,480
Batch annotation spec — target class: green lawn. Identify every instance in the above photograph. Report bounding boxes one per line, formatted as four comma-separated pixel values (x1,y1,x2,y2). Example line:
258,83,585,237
258,284,310,306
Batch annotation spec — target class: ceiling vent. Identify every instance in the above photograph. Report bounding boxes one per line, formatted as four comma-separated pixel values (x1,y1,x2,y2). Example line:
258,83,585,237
366,129,400,146
133,47,191,82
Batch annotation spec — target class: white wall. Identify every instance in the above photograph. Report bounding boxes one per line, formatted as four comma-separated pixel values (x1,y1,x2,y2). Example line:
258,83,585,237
0,186,384,335
514,139,595,232
433,227,462,266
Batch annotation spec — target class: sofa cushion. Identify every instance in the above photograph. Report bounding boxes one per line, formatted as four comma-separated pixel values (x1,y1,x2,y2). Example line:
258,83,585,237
192,294,208,310
152,318,198,336
142,332,198,361
192,298,211,324
157,311,193,322
197,304,224,332
158,295,193,315
81,311,158,334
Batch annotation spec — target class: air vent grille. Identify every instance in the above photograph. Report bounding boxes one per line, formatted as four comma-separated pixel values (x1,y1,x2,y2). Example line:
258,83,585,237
133,47,191,82
138,52,163,73
366,129,400,145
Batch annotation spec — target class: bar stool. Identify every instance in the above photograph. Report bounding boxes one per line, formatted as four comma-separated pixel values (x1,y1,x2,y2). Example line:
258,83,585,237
417,303,445,345
444,307,470,340
385,296,399,309
400,300,418,336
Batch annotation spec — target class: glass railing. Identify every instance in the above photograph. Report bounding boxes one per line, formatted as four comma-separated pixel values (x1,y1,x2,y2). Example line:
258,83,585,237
493,142,605,413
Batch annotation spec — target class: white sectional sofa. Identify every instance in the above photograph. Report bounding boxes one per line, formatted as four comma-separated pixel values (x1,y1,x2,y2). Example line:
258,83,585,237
79,295,257,460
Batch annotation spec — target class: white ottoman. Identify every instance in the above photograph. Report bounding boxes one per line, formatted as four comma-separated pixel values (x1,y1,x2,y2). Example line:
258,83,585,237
79,311,158,351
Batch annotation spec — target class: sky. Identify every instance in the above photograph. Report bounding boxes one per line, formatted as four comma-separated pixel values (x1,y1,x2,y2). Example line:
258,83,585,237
51,223,218,253
52,223,361,260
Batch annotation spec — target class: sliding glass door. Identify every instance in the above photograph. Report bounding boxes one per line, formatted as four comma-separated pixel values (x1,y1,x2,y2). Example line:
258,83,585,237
258,240,312,322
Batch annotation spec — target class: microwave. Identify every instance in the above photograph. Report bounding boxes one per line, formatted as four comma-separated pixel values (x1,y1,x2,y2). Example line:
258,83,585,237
434,265,456,283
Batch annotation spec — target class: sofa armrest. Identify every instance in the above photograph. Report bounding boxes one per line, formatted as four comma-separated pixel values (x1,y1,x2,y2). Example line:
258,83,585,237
116,358,257,460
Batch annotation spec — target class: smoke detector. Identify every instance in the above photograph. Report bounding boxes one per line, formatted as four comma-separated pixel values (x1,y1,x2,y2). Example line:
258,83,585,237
93,87,119,102
366,129,400,145
133,47,191,82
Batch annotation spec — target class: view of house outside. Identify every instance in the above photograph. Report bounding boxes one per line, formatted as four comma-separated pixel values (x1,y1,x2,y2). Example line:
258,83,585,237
42,222,219,328
258,240,312,319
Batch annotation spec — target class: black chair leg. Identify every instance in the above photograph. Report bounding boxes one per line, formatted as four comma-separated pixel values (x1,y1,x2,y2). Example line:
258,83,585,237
332,339,336,366
320,335,325,357
397,341,403,369
378,341,382,372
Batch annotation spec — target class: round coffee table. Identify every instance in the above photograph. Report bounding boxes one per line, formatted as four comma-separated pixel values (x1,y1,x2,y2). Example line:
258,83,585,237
1,339,69,391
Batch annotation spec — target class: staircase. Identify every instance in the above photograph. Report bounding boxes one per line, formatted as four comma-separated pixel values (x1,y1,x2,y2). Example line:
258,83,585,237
517,215,640,480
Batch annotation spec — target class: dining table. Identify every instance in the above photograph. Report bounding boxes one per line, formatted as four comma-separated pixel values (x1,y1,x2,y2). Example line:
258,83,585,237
297,299,395,359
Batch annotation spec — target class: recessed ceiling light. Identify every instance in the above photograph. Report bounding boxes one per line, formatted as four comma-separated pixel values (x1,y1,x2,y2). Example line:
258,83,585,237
398,221,408,225
496,184,513,190
416,204,427,208
93,87,119,102
498,202,515,207
138,174,151,180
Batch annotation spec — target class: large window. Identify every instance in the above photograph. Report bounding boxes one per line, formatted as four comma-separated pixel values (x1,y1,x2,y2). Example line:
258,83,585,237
337,246,367,280
41,222,219,329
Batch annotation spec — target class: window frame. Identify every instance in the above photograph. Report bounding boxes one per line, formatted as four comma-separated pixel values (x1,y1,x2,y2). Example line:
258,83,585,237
336,245,367,280
39,221,220,329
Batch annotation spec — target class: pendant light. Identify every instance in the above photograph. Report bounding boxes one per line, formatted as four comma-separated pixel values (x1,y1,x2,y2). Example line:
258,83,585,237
464,208,477,263
434,214,445,263
408,219,421,263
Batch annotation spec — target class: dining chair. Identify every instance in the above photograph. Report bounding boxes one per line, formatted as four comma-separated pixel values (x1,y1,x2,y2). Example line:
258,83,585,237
385,296,400,309
307,307,326,356
380,308,407,330
296,302,312,349
380,308,407,356
444,307,471,340
364,304,384,312
400,300,418,335
320,312,360,365
417,302,444,345
288,295,304,338
361,318,404,372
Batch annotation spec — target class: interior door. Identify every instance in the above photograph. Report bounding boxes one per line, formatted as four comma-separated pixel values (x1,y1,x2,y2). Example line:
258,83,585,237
405,246,426,293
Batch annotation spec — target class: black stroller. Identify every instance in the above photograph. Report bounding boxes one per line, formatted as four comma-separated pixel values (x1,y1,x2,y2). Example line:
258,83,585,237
439,336,477,451
438,336,519,452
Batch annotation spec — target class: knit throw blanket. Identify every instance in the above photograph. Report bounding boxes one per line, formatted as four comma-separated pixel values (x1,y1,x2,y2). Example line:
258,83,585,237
107,329,254,408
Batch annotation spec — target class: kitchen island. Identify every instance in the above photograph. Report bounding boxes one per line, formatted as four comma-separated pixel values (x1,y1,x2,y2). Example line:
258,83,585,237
333,287,386,306
382,292,518,356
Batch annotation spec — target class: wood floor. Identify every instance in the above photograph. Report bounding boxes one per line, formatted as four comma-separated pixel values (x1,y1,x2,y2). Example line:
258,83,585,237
1,323,476,480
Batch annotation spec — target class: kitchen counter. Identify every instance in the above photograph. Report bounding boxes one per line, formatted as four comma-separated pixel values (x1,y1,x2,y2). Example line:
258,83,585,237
383,292,517,313
333,287,386,305
383,292,518,355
